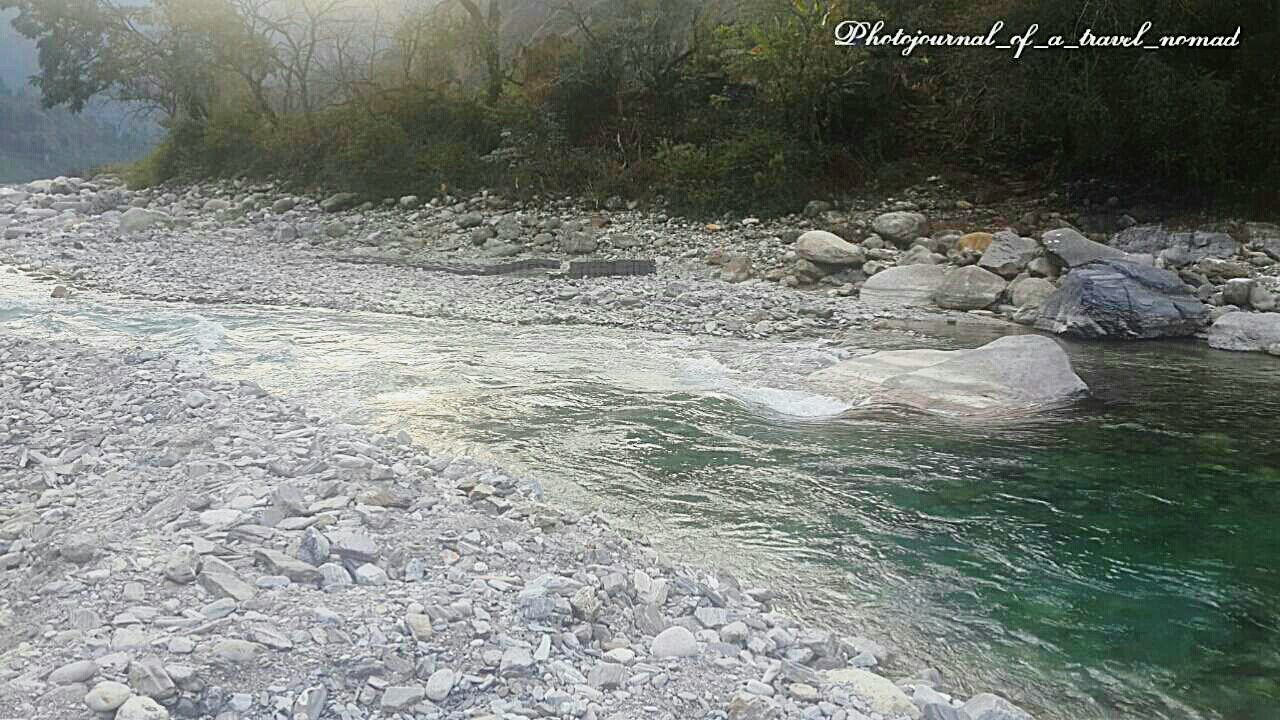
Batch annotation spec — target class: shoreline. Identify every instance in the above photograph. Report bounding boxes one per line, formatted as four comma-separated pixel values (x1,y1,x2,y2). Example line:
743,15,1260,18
5,171,1277,720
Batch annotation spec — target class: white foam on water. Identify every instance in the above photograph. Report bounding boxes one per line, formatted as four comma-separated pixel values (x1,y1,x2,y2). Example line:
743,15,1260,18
675,355,851,418
726,385,853,418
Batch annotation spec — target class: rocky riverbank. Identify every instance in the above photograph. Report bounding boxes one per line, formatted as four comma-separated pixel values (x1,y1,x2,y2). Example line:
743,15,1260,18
0,331,1036,720
2,176,1277,355
1,172,1275,719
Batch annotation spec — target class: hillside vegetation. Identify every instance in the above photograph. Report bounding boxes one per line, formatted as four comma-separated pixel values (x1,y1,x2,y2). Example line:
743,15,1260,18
4,0,1277,215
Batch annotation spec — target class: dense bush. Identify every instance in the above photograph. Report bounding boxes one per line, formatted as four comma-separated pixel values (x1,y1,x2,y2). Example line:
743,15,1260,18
26,0,1269,214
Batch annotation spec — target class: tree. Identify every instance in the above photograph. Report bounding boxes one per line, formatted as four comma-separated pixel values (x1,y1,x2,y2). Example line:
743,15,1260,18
1,0,217,119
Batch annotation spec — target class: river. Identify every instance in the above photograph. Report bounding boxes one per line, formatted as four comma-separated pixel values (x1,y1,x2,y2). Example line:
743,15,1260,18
4,269,1279,719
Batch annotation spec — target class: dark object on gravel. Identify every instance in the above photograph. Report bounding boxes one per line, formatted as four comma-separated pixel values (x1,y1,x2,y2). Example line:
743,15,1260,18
332,255,657,279
565,259,656,278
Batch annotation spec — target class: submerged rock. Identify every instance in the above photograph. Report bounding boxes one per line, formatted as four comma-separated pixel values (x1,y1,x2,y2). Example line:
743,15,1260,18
805,335,1087,415
1035,259,1209,339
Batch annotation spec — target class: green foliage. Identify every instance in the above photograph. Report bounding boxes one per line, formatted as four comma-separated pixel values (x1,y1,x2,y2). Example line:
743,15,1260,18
655,128,816,216
14,0,1276,214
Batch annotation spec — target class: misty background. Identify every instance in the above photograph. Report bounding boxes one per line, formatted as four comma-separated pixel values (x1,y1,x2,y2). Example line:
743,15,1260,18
0,9,159,183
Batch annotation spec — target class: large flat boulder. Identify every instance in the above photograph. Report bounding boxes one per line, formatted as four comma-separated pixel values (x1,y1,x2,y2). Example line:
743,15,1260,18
805,335,1088,416
1035,259,1208,339
859,265,946,307
1207,312,1280,353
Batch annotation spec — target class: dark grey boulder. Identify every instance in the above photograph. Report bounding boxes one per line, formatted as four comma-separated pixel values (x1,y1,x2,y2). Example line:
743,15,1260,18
1035,259,1209,339
977,231,1040,278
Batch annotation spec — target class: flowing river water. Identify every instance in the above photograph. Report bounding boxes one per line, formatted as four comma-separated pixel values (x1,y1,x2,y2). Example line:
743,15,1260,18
4,269,1280,720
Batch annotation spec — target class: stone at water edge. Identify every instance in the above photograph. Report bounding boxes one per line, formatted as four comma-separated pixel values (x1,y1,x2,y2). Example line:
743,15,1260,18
795,230,865,266
961,693,1034,720
1010,277,1056,309
805,335,1088,416
822,668,921,719
859,264,947,307
1035,259,1209,339
1207,312,1280,353
933,265,1007,310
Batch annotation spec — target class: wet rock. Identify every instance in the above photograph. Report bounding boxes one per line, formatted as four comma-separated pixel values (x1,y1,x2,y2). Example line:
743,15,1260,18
1035,259,1209,339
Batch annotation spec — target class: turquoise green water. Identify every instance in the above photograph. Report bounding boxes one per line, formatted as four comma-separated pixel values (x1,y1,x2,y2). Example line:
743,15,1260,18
4,272,1280,719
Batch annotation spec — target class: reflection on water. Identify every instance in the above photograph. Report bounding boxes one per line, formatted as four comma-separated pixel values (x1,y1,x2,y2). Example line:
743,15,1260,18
5,270,1280,720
